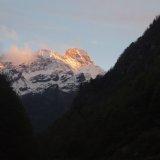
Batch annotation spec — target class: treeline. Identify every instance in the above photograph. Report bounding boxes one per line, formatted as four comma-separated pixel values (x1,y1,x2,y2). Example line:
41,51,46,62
38,16,160,160
0,75,33,160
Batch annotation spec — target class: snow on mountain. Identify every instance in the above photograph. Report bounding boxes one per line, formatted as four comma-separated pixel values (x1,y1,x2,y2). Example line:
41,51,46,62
0,48,105,96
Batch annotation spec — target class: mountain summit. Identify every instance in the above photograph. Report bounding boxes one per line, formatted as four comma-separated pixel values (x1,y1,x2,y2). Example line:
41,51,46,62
64,48,94,69
0,48,104,96
47,48,94,70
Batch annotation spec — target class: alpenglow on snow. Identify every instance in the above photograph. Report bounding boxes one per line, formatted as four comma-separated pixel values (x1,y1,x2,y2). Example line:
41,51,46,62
0,48,105,95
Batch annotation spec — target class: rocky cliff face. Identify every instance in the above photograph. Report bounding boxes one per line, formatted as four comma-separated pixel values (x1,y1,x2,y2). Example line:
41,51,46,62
0,48,105,96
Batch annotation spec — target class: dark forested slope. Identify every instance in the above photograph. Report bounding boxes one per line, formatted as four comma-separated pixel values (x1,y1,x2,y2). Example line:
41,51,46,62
44,16,160,160
22,88,76,133
0,75,33,160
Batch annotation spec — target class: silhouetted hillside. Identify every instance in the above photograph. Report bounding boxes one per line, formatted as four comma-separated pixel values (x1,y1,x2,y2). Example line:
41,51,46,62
43,16,160,160
0,75,33,160
22,88,76,133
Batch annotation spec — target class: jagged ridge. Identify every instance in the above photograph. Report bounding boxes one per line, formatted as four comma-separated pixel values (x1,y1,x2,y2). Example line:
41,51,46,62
0,48,105,96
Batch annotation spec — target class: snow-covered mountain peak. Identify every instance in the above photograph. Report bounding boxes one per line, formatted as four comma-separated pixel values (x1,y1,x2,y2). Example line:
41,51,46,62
37,49,58,58
37,49,51,58
36,48,94,70
0,48,105,95
63,48,94,70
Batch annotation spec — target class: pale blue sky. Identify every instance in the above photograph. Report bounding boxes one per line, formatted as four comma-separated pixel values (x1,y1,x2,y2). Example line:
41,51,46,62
0,0,160,70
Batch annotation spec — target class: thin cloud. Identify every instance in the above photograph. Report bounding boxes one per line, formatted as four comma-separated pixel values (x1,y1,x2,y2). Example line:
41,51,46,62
0,25,19,41
2,46,35,65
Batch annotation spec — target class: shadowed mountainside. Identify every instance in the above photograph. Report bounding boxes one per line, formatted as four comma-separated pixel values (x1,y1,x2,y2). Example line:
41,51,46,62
41,16,160,160
0,75,33,160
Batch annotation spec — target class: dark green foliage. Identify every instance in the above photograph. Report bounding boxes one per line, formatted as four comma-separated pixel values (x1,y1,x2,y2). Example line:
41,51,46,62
0,75,33,160
22,87,76,133
42,16,160,160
